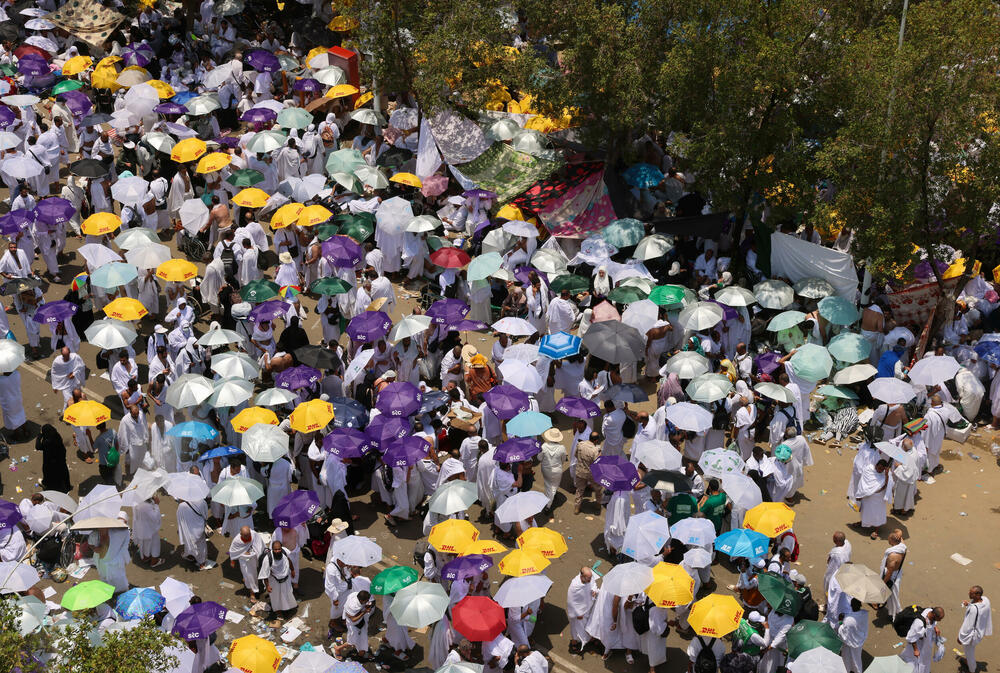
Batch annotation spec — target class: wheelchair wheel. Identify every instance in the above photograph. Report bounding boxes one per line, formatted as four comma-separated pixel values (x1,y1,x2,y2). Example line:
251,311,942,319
182,236,207,263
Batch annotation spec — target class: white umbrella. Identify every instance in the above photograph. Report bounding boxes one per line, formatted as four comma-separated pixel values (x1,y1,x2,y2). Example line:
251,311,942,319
144,132,176,153
622,511,672,560
0,562,40,594
834,563,891,604
660,351,711,379
111,176,150,205
178,198,209,236
313,66,347,86
165,472,211,502
76,484,122,519
0,132,21,151
787,647,847,673
633,234,674,260
908,355,960,385
495,491,548,524
125,243,171,269
482,228,512,255
1,155,43,179
208,377,254,408
85,319,137,349
530,249,567,275
15,596,46,635
78,243,124,269
511,129,548,156
255,387,298,407
115,227,159,250
197,326,242,347
868,377,916,404
252,99,285,114
753,279,794,309
833,363,877,385
344,349,375,385
389,314,433,342
201,63,237,89
793,277,836,299
885,326,916,348
668,517,717,547
503,344,539,363
428,480,478,515
437,664,484,673
493,575,553,608
405,215,442,233
699,448,746,478
350,108,385,126
601,561,654,596
0,341,24,373
621,298,659,335
875,441,911,464
498,360,543,393
354,165,389,189
330,535,383,566
390,581,450,628
160,577,194,616
24,17,56,29
677,301,724,331
502,220,538,237
210,477,264,507
715,286,757,308
1,95,40,108
165,374,215,408
683,547,713,568
186,93,221,115
686,373,734,403
863,656,914,673
486,118,521,141
630,439,683,470
242,423,289,462
721,473,763,510
754,382,796,404
40,490,77,513
663,402,713,432
491,317,536,336
211,351,260,379
287,651,338,673
121,467,168,506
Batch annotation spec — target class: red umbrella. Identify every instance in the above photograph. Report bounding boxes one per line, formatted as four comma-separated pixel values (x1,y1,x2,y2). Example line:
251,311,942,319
452,596,506,641
429,247,471,269
14,45,50,60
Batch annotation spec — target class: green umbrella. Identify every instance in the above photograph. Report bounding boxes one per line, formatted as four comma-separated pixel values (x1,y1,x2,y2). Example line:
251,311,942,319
649,284,687,306
326,148,366,175
756,572,803,616
816,384,859,400
240,279,280,302
337,211,375,225
818,295,861,326
0,64,17,77
316,223,339,241
607,285,648,304
827,332,871,364
51,80,85,95
549,274,590,294
601,218,645,247
309,277,352,295
468,252,503,281
330,171,361,193
789,343,833,383
226,169,265,188
767,310,807,332
339,220,374,242
786,620,842,660
371,565,419,595
61,580,115,611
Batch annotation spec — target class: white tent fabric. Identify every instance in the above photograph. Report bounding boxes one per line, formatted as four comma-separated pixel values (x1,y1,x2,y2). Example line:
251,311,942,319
769,232,857,300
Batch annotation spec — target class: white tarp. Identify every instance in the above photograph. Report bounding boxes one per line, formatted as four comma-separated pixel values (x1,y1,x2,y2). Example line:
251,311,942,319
769,232,857,300
428,110,491,165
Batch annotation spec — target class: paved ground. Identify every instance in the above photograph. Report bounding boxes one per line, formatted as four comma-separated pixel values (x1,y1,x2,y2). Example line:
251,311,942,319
1,225,998,673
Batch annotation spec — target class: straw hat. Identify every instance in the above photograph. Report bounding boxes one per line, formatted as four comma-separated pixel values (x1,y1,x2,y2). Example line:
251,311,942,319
542,428,564,443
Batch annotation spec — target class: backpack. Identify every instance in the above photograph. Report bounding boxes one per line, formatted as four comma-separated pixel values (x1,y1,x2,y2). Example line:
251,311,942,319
413,540,430,569
893,605,925,638
631,598,651,635
220,242,237,279
694,637,718,673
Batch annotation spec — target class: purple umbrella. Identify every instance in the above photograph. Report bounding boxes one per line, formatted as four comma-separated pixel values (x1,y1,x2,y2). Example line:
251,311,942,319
17,53,48,76
346,310,392,343
463,189,497,199
0,499,23,529
365,414,411,450
483,384,530,420
494,436,541,464
323,427,373,458
0,105,15,128
555,396,601,419
34,197,75,225
376,381,422,417
382,435,430,467
154,102,188,115
0,209,33,235
247,300,288,323
245,49,281,73
57,90,92,118
426,298,470,326
292,78,322,93
32,300,78,325
322,235,363,268
451,319,489,332
755,351,782,376
513,265,548,287
275,364,321,391
24,73,56,90
241,107,277,124
272,489,321,528
441,554,494,581
590,455,640,492
707,299,738,321
214,136,240,149
122,42,154,67
172,601,227,641
164,121,196,137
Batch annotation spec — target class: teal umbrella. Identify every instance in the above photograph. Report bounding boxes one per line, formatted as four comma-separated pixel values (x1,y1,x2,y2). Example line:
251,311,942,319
686,374,734,403
789,343,833,383
246,130,287,153
326,148,366,175
226,169,264,188
468,252,502,281
649,284,688,306
767,310,807,332
90,262,138,289
51,80,85,95
607,285,648,304
816,384,859,400
550,274,590,294
786,620,843,660
371,566,418,595
827,332,871,363
756,572,802,616
601,218,645,247
818,295,861,326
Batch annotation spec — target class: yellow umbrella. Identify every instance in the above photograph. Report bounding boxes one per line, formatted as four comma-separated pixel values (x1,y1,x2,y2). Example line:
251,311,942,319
428,519,479,553
744,502,796,537
354,91,374,109
228,635,281,673
61,55,93,77
646,563,695,607
498,549,550,577
90,63,121,91
146,79,176,99
63,400,111,427
327,15,359,31
103,297,148,321
81,213,122,236
156,259,199,282
231,407,279,433
97,55,122,68
390,172,422,188
289,399,334,432
195,152,232,174
496,204,526,221
270,203,305,229
326,84,359,99
233,188,270,208
517,527,567,559
461,539,508,556
687,594,743,637
296,204,332,227
171,137,208,163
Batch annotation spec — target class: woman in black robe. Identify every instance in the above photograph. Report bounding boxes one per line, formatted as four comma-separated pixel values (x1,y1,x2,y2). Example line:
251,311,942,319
35,424,72,493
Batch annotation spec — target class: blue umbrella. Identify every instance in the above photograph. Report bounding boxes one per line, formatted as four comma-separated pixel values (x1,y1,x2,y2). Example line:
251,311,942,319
115,587,165,620
166,421,219,442
90,262,138,289
506,411,552,438
419,390,451,414
622,163,664,188
330,396,367,428
171,91,198,105
538,331,581,359
197,445,242,461
975,341,1000,365
714,529,770,559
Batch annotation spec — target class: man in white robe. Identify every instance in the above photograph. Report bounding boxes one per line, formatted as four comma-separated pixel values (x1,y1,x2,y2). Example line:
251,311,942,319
566,567,598,653
836,599,869,673
547,289,578,334
0,525,26,562
823,531,852,612
783,428,813,492
901,607,944,673
855,459,891,538
890,437,920,514
228,526,264,600
880,530,907,619
266,456,293,516
343,589,375,655
50,347,86,409
539,429,566,510
0,370,27,438
238,239,262,286
117,405,150,477
92,525,130,592
958,586,992,673
259,540,297,617
177,497,215,570
133,496,162,566
148,415,177,473
167,166,194,226
923,395,960,474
